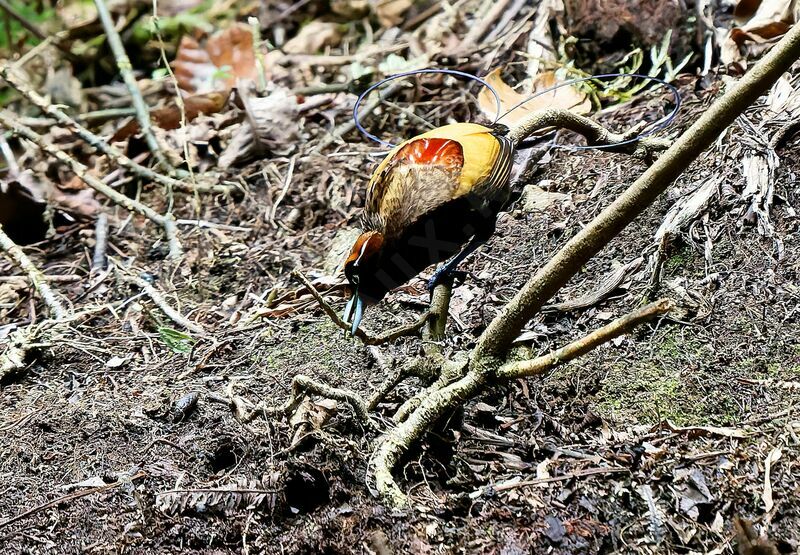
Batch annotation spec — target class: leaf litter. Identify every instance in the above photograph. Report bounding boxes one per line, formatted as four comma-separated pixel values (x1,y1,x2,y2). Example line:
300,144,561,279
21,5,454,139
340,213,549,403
0,0,799,553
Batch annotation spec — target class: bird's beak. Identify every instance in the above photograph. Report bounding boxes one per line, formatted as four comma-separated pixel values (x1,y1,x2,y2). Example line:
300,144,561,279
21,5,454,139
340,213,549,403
343,293,365,336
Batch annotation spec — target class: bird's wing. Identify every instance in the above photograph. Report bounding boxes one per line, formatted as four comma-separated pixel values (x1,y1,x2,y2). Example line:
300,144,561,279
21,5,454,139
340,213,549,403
363,123,513,236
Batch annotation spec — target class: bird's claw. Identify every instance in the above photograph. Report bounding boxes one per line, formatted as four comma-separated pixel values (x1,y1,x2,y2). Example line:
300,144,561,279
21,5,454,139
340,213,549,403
427,269,468,293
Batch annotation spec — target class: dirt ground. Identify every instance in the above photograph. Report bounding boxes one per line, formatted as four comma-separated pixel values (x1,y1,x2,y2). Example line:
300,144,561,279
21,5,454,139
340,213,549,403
1,1,800,552
2,78,799,553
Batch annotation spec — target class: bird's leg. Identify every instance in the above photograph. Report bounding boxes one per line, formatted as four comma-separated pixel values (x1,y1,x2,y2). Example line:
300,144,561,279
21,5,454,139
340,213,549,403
427,235,486,292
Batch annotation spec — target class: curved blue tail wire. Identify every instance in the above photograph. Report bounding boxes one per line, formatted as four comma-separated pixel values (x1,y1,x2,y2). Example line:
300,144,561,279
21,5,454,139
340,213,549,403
352,69,681,151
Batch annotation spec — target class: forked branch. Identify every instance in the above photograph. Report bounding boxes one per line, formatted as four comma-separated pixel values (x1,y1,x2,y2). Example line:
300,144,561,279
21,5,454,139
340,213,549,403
371,24,800,505
496,299,673,379
474,24,800,364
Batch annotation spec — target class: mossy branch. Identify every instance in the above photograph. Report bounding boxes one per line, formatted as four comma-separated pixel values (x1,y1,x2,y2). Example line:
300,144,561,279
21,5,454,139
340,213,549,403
496,299,673,379
473,23,800,363
506,107,671,155
370,24,800,506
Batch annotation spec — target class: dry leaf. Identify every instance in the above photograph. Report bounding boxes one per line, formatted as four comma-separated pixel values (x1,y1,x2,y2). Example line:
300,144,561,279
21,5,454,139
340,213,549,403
762,446,782,512
653,420,747,439
520,183,570,213
219,87,299,166
478,68,591,126
173,23,260,95
722,0,799,64
54,176,101,218
331,0,370,18
283,21,343,54
112,90,230,141
371,0,413,27
157,0,207,15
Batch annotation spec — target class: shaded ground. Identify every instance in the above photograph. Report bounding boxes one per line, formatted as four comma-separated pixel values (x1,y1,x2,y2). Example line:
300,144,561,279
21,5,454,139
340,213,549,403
1,81,799,553
1,0,800,552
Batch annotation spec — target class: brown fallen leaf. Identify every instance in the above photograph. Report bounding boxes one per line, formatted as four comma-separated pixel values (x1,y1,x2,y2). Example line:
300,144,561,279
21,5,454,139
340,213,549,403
478,68,591,126
283,21,343,54
111,90,230,141
371,0,414,27
218,87,298,167
173,23,261,95
722,0,799,64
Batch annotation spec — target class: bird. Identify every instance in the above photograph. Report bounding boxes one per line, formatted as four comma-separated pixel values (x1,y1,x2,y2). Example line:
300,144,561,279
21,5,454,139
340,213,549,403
343,122,515,334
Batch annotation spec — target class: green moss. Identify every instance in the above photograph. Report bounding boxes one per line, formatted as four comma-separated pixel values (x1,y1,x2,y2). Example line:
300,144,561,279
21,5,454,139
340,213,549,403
593,331,711,426
595,362,706,426
665,251,690,273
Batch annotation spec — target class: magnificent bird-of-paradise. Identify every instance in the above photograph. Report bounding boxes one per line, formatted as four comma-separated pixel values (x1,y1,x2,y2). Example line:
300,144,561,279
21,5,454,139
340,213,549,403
343,122,514,334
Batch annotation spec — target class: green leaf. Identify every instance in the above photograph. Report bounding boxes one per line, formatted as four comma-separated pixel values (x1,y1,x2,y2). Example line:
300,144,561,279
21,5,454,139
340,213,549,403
158,327,195,354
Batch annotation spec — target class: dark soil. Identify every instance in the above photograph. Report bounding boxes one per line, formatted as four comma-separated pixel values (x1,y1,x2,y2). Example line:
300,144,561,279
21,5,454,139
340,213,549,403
2,81,799,553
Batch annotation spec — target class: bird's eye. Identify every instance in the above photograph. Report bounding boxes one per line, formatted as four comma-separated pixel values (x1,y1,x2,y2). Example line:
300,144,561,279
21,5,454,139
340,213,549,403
351,274,360,285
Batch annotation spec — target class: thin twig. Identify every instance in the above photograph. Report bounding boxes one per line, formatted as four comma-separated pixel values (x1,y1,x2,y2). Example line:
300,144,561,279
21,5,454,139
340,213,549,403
0,110,183,258
496,299,673,379
476,466,628,495
92,213,109,272
0,225,69,319
0,66,232,195
0,471,147,529
115,264,204,335
93,0,173,172
291,270,429,345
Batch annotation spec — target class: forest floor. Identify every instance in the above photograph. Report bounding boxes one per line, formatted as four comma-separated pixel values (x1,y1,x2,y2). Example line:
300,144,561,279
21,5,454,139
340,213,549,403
1,1,799,553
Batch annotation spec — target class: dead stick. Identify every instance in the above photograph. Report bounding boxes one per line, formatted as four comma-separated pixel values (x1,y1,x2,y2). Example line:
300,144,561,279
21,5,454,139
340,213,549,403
0,472,147,529
291,270,429,345
496,299,673,379
0,225,69,319
92,0,172,172
0,111,183,258
116,266,204,335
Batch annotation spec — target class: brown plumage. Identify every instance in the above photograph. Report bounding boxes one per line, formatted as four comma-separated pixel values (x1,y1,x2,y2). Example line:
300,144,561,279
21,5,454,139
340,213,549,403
343,122,515,333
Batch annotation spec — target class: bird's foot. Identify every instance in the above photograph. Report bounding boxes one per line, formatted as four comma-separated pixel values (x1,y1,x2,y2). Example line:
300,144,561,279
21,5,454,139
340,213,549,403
427,268,468,293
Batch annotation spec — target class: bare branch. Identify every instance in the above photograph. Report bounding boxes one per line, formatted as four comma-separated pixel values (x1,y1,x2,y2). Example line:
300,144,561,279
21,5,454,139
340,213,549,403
291,270,429,345
473,24,800,364
496,299,673,380
93,0,173,172
0,110,183,258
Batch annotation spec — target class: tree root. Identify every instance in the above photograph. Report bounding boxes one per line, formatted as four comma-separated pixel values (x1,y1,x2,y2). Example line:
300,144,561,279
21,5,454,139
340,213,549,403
253,374,374,430
368,370,486,506
496,299,673,379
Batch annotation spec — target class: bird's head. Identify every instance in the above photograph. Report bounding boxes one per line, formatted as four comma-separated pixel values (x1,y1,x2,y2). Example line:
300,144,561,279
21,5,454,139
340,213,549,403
343,230,385,335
